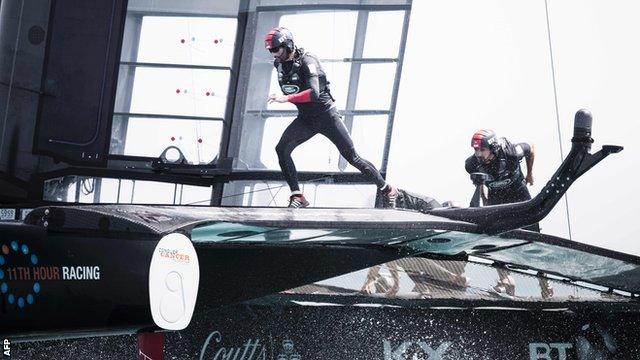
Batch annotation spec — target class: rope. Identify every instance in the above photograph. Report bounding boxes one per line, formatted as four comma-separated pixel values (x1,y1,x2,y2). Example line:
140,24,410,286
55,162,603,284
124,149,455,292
544,0,572,239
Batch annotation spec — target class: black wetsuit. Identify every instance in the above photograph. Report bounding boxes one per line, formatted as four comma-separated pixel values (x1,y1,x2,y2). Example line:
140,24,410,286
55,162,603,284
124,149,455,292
274,48,386,192
465,138,539,231
376,189,442,212
465,138,532,205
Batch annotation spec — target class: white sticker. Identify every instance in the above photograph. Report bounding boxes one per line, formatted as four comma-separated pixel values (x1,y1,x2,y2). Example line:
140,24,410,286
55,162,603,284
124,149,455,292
307,63,317,75
282,85,300,94
149,233,200,330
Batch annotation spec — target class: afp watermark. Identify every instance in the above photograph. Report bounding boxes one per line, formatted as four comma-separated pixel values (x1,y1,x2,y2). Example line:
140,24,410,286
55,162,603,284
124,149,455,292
3,338,10,358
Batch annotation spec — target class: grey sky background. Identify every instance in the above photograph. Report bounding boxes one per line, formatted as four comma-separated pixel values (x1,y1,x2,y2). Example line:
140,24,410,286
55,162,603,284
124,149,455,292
388,0,640,256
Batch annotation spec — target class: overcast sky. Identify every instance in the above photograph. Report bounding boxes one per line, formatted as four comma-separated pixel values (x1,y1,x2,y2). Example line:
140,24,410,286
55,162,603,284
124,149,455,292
388,0,640,256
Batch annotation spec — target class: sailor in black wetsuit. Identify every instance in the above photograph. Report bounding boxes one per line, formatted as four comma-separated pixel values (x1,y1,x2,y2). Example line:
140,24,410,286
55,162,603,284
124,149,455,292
465,129,539,231
378,129,539,232
264,27,397,208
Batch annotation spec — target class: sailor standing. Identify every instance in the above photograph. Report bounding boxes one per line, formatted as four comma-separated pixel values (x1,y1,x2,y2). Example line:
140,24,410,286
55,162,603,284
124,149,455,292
465,129,538,231
264,27,397,208
465,129,535,205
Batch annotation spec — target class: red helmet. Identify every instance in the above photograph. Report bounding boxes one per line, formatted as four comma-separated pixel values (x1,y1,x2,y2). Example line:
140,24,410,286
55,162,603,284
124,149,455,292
471,129,497,149
264,27,295,52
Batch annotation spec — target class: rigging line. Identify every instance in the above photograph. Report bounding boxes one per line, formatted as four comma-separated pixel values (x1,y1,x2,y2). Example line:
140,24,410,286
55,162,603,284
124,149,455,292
352,182,368,199
186,21,203,164
266,180,285,206
0,0,25,162
544,0,572,240
268,186,284,206
185,175,332,205
185,184,286,205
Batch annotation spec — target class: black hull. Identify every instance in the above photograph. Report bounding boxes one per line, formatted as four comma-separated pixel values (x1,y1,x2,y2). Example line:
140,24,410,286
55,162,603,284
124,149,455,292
0,222,158,338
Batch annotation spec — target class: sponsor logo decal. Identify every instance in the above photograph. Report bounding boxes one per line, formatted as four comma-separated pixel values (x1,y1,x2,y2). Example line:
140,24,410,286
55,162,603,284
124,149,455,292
199,326,623,360
1,240,101,311
149,233,199,331
200,331,268,360
487,178,512,189
276,339,301,360
281,85,299,95
158,247,191,264
200,332,302,360
529,343,573,360
383,340,450,360
530,324,618,360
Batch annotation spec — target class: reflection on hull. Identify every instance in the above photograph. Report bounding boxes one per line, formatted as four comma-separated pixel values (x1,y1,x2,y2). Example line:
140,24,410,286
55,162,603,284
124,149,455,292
287,257,628,303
